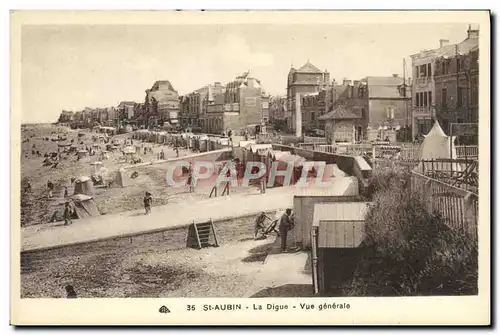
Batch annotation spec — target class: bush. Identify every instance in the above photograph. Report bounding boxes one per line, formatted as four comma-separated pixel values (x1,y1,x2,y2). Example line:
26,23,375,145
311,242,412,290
344,171,478,296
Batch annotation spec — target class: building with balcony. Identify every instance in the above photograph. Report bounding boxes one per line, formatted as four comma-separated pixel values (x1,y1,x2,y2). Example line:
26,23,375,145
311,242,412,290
201,71,265,135
286,61,331,132
180,82,225,131
410,25,479,140
433,26,479,137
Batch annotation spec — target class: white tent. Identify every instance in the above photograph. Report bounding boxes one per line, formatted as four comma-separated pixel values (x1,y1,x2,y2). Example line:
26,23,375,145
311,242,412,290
413,120,461,173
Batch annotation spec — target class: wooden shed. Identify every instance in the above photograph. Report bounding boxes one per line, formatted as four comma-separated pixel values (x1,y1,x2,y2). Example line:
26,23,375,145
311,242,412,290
310,202,370,296
292,179,360,249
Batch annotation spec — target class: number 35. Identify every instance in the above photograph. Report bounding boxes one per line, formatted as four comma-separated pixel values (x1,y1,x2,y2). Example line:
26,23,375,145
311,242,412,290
187,305,195,311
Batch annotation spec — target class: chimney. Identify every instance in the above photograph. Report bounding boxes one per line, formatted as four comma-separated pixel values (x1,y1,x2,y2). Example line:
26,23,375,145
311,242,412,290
439,39,450,48
353,80,360,86
392,74,399,78
467,25,479,39
343,79,350,86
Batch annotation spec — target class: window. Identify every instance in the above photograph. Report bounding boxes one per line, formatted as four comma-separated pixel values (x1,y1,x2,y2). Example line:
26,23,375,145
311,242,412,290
416,93,420,107
358,86,367,98
361,108,366,117
420,65,427,78
416,66,420,78
428,91,432,107
387,107,395,119
441,88,447,107
427,63,432,77
311,112,315,121
423,91,428,107
457,87,463,107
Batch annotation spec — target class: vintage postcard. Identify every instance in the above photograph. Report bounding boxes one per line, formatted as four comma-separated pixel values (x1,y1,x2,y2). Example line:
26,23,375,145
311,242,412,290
10,10,490,325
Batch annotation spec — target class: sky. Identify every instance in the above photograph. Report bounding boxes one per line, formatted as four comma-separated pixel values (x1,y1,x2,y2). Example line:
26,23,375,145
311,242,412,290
21,23,472,123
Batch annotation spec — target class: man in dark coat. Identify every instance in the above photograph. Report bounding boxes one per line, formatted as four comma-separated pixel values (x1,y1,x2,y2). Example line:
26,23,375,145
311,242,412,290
144,191,152,215
63,202,73,225
278,208,294,253
65,285,77,298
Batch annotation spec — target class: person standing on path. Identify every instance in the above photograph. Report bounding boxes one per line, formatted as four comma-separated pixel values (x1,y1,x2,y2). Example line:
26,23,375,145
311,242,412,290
63,202,73,225
63,186,69,198
143,191,152,215
278,208,294,253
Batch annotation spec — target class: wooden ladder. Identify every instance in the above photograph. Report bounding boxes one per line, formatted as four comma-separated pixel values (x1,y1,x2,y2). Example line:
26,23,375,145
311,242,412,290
192,220,220,249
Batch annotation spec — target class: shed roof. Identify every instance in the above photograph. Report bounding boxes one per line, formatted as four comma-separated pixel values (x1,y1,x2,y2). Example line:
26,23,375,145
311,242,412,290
312,202,369,227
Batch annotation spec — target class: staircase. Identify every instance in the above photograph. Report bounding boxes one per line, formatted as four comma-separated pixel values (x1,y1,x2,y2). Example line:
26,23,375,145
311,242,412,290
189,220,220,249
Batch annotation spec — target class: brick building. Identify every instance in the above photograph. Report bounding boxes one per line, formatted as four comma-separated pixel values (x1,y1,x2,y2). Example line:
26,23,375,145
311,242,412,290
410,25,479,139
180,82,225,131
286,61,331,132
320,76,411,143
269,96,286,121
434,27,479,135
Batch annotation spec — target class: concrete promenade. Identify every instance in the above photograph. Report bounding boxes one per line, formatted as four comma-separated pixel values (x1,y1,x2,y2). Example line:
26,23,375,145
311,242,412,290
21,186,300,252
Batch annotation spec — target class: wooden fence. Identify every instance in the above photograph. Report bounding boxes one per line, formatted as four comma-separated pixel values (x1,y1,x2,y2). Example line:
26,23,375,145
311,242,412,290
411,172,478,239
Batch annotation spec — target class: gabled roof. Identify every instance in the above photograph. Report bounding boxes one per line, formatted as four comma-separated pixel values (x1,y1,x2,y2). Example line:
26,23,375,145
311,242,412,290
296,61,322,73
363,76,411,99
318,106,361,120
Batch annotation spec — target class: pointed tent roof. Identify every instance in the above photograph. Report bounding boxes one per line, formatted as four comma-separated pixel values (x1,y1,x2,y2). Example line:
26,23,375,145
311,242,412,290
297,61,322,73
423,120,447,138
413,120,461,173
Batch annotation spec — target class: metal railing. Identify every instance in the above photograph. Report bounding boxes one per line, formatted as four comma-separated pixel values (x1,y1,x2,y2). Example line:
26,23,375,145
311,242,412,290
411,171,478,239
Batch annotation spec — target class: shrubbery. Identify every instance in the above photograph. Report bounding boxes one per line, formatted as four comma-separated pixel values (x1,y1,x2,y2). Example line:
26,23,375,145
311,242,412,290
344,170,478,296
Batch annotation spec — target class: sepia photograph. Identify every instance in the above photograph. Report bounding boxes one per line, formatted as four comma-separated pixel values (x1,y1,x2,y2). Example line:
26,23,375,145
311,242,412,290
10,10,490,325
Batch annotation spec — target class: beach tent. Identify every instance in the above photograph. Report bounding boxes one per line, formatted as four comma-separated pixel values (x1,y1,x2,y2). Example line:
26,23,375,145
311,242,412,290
74,176,95,196
413,120,461,173
123,146,136,162
50,194,99,222
70,194,100,218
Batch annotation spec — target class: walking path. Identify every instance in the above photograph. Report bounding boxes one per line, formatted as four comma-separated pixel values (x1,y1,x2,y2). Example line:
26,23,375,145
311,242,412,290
21,186,300,252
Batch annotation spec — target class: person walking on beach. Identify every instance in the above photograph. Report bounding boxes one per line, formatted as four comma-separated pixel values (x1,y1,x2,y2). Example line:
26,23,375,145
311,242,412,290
143,191,152,215
47,180,54,199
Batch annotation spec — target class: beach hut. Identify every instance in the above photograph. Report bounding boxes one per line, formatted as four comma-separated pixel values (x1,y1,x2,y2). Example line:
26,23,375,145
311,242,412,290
310,202,370,296
77,150,89,160
123,146,136,162
90,161,103,175
69,194,100,218
74,176,95,196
